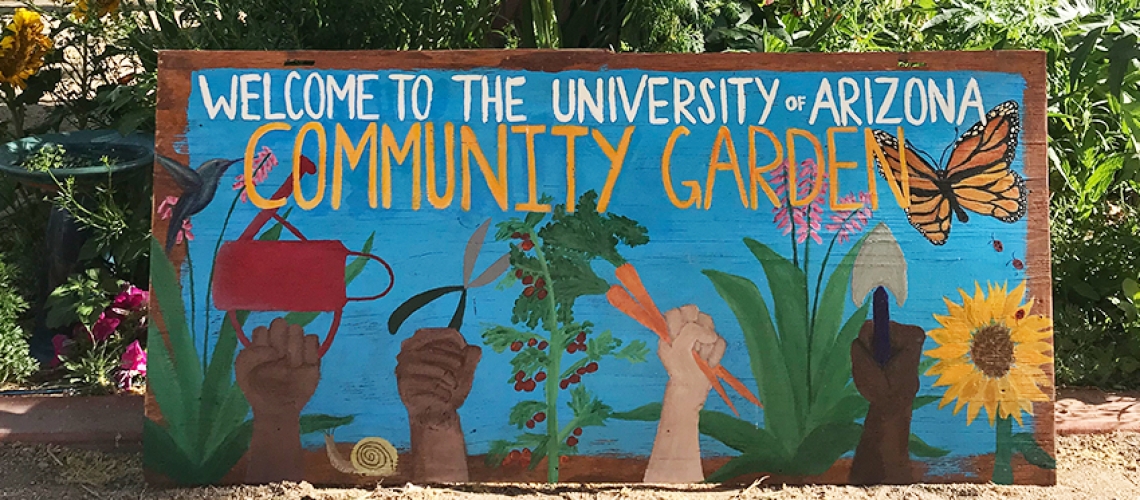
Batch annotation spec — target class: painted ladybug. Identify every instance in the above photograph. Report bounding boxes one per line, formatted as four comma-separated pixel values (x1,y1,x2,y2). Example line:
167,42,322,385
989,234,1004,253
1009,255,1025,271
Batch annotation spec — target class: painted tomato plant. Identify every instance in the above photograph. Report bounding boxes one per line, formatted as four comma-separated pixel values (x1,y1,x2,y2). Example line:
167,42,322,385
483,191,651,483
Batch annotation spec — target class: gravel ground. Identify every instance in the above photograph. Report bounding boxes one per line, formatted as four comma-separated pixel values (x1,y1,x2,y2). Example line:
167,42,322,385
1,433,1138,499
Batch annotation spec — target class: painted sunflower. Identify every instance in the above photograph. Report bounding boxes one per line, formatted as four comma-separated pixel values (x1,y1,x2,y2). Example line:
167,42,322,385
925,281,1052,426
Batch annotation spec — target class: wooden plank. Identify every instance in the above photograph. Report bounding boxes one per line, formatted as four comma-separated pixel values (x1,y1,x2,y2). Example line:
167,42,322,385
147,50,1054,487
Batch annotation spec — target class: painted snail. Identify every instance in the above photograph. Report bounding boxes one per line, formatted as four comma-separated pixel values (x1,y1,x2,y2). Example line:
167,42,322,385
324,434,399,477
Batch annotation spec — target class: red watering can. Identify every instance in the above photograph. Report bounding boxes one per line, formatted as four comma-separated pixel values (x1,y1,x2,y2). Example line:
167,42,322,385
211,156,393,357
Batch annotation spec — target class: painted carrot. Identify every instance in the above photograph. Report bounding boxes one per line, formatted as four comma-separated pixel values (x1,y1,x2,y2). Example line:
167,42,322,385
609,262,762,413
606,285,669,340
715,365,762,408
614,263,669,335
693,350,739,416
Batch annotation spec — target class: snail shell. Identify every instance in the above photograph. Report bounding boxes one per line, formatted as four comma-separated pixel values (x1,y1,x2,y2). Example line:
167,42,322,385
324,434,398,477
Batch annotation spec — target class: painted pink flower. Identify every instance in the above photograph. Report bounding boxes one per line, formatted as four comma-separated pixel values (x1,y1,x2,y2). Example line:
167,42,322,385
157,196,194,243
233,146,278,202
111,285,148,313
826,192,875,243
769,159,829,245
50,334,71,368
91,311,122,342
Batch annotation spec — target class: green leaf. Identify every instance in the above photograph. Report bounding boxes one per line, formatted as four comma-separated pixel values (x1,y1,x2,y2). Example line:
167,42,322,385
814,393,869,426
611,402,662,421
202,383,250,459
509,401,548,428
199,310,247,455
703,269,799,455
909,433,950,458
743,238,809,428
1012,433,1057,469
196,419,253,484
567,385,611,428
704,452,783,483
1070,26,1104,90
387,285,464,335
788,421,863,476
538,190,649,266
149,238,203,455
345,233,376,283
807,304,868,429
300,414,356,434
482,324,540,353
698,410,785,456
1107,35,1138,99
613,339,650,363
913,395,941,410
809,235,866,403
142,419,198,485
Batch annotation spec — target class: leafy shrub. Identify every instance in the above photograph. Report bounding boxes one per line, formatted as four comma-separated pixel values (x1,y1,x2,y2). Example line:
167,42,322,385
0,255,38,386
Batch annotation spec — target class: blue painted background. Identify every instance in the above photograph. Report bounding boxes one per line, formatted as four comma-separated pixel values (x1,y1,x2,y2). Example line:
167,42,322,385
176,67,1032,473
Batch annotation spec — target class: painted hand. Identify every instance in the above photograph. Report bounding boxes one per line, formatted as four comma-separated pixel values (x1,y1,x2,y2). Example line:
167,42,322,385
660,305,726,395
395,328,482,426
235,317,321,417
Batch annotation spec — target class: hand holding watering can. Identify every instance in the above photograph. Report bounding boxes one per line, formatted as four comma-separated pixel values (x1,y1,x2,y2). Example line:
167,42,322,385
212,155,394,358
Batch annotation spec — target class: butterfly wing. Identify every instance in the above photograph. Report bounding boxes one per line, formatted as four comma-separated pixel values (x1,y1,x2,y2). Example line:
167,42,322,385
871,129,953,245
944,100,1027,223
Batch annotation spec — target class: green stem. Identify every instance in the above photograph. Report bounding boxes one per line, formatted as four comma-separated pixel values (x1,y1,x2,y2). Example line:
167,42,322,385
184,243,200,373
204,192,243,350
802,221,812,400
993,415,1014,485
5,86,24,139
529,229,562,483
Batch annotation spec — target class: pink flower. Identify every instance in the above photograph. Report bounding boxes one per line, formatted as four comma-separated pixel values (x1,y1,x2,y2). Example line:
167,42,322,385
50,334,71,368
157,197,194,243
116,340,147,391
121,340,146,374
826,192,875,243
769,159,829,245
233,146,278,202
111,285,148,313
91,311,122,342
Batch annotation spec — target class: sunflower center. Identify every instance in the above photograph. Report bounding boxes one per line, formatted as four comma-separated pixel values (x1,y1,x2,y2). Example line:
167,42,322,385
970,323,1014,378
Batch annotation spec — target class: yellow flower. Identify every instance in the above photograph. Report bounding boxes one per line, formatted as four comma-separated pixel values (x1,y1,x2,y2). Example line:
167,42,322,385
925,281,1052,427
72,0,121,22
0,9,52,89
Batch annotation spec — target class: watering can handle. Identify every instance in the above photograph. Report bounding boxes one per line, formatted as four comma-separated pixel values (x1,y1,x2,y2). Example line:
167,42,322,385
346,251,395,301
228,309,343,358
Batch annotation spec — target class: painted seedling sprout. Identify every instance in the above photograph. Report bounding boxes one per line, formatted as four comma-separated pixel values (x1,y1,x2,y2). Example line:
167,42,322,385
387,219,511,334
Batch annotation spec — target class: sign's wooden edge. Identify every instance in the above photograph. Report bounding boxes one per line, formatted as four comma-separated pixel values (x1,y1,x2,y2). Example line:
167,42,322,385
160,49,1046,73
150,50,1053,485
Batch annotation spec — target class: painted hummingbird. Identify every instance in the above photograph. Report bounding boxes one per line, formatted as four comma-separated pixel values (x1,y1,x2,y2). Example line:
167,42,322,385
157,155,240,252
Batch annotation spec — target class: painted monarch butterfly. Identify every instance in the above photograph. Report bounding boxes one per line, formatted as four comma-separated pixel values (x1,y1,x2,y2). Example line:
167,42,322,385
870,100,1028,245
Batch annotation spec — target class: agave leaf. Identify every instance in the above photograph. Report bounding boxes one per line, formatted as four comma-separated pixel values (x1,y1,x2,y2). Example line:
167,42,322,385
743,238,809,432
704,269,800,455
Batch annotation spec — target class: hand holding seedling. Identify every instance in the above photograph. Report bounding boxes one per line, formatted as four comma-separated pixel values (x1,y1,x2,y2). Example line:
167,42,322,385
234,317,321,484
395,327,481,482
396,328,482,423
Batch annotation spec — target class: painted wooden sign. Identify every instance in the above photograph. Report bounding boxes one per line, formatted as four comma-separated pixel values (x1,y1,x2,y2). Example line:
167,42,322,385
148,51,1053,486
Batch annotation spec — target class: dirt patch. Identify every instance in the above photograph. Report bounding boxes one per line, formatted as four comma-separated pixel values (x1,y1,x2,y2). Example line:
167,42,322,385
1,434,1138,499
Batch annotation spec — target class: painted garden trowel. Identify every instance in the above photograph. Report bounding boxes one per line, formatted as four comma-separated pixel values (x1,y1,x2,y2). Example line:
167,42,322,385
848,222,925,484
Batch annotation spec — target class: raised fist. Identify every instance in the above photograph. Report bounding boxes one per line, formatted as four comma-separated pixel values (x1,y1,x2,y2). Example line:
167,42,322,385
235,317,321,417
660,305,726,393
395,328,482,426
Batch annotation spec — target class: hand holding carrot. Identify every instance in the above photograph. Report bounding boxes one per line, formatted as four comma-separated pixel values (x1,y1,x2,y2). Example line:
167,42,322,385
660,306,726,393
